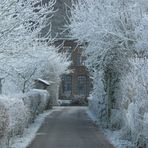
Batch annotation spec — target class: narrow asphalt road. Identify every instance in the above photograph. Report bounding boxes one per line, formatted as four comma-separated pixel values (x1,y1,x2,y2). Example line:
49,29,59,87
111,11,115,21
28,107,114,148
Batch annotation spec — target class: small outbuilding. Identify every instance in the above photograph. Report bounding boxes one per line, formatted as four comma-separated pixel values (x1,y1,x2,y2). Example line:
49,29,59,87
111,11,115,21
33,78,53,90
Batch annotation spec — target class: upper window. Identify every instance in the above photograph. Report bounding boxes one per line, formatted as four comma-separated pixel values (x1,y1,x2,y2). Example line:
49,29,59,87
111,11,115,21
76,53,81,66
63,46,72,61
76,47,85,66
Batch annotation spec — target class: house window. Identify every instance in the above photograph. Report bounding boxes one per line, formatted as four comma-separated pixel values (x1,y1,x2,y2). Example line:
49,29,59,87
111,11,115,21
76,47,85,66
63,46,72,60
62,75,72,95
77,54,86,66
76,53,81,65
77,76,87,95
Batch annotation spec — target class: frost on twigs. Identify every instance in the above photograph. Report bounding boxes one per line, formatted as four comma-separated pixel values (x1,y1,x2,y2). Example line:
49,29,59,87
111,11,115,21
0,89,51,147
0,0,70,96
68,0,148,147
0,0,69,147
0,96,29,137
120,58,148,146
23,89,50,123
0,101,9,138
0,96,28,148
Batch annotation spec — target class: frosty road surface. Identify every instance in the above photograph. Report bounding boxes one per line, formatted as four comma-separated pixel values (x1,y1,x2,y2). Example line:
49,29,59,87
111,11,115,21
28,107,114,148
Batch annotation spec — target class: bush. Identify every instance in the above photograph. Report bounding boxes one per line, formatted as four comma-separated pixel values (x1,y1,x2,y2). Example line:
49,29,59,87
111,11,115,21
0,89,50,147
0,96,29,148
110,109,122,130
0,101,9,138
22,89,50,122
70,95,88,106
0,96,29,137
119,58,148,146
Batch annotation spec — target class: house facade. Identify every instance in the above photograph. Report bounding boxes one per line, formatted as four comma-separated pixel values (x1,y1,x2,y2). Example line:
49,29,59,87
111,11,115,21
54,39,92,102
44,0,92,102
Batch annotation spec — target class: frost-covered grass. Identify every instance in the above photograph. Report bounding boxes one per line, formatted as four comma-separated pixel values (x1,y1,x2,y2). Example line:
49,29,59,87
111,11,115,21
87,110,134,148
103,129,134,148
87,110,97,123
9,107,62,148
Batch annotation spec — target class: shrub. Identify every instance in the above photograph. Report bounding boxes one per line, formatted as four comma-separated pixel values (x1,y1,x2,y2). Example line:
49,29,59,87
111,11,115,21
0,102,9,138
22,89,50,122
0,96,29,137
0,89,50,147
70,95,88,106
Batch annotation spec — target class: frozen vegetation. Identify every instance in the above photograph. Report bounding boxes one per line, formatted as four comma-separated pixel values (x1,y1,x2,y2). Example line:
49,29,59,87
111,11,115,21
10,107,62,148
0,90,50,148
0,0,69,147
68,0,148,147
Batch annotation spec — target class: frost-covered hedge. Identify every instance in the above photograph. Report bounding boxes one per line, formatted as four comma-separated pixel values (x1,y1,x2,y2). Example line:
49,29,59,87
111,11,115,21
23,89,50,122
119,58,148,147
88,72,107,125
68,0,148,147
0,96,28,148
89,58,148,147
0,89,50,148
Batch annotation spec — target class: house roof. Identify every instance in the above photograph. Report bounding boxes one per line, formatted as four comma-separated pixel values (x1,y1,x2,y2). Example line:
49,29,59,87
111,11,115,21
34,78,54,86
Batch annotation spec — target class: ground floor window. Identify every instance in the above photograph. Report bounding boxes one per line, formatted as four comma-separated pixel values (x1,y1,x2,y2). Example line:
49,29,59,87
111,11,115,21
77,76,87,95
62,75,72,95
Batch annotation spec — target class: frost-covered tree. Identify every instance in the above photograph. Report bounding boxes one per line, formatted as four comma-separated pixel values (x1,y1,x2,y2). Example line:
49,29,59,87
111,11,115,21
68,0,148,147
0,0,55,54
0,1,70,147
119,58,148,146
0,45,69,94
0,0,70,95
69,0,148,66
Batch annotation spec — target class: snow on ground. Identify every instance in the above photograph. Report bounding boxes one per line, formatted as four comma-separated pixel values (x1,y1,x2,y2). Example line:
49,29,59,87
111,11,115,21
87,110,134,148
87,110,98,123
57,99,71,106
103,129,134,148
9,107,62,148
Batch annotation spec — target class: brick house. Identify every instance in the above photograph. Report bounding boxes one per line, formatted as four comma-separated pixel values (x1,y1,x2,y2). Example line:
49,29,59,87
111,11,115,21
53,39,92,102
42,0,92,102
